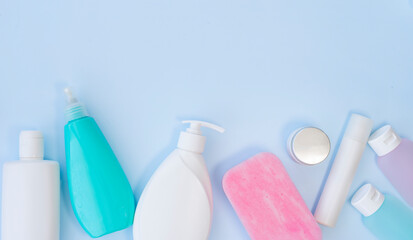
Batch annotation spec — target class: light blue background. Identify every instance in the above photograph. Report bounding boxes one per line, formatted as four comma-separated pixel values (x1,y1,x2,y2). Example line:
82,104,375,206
1,0,413,239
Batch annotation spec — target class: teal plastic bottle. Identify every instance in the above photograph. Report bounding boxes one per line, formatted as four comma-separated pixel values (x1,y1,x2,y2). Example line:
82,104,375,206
351,183,413,240
64,88,135,238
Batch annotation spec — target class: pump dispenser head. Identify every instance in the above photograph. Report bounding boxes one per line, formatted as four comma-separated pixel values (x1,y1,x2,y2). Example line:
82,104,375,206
64,87,89,122
178,120,224,153
19,131,44,160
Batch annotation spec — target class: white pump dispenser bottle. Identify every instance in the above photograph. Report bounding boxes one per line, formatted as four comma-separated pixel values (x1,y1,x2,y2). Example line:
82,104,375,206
133,120,224,240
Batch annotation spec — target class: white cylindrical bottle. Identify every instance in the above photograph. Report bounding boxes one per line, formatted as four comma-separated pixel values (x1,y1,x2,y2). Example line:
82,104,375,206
1,131,60,240
314,114,373,227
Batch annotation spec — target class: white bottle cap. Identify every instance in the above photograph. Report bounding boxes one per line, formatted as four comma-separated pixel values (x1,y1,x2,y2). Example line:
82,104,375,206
368,125,402,157
177,120,224,153
345,114,374,143
19,131,44,160
351,183,384,217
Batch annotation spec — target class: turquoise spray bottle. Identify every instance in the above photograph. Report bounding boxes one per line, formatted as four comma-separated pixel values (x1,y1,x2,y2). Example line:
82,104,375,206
64,88,135,238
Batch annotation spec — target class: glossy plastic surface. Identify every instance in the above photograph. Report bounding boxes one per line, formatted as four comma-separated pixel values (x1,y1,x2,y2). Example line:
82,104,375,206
133,149,213,240
1,161,60,240
362,195,413,240
65,116,135,238
377,139,413,207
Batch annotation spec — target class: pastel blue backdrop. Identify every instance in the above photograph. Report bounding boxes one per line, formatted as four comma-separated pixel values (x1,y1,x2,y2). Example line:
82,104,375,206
1,0,412,239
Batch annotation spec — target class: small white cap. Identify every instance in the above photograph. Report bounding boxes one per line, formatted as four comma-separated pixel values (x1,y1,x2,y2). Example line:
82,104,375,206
368,125,401,157
344,114,374,143
351,183,385,217
19,131,44,160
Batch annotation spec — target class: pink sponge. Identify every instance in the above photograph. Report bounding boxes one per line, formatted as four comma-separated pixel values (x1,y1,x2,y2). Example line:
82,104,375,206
223,152,321,240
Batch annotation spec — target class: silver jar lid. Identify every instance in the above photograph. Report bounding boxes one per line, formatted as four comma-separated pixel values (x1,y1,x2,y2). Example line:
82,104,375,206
288,127,330,165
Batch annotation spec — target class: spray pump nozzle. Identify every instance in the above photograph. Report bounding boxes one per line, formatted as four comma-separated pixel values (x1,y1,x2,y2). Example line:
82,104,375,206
64,87,79,104
64,87,89,122
182,120,225,135
178,120,224,153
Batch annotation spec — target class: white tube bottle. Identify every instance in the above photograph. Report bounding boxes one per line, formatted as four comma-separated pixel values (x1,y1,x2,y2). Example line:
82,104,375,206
314,114,373,227
133,120,224,240
1,131,60,240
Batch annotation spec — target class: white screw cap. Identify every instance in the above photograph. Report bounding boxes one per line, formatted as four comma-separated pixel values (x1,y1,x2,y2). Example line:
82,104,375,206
287,127,330,165
351,183,385,217
19,131,44,160
369,125,402,157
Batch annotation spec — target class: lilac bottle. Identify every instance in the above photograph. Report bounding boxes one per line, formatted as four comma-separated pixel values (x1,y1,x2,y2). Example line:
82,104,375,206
368,125,413,207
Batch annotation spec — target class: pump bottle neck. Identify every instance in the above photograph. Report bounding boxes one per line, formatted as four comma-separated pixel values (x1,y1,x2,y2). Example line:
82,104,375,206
178,131,206,154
